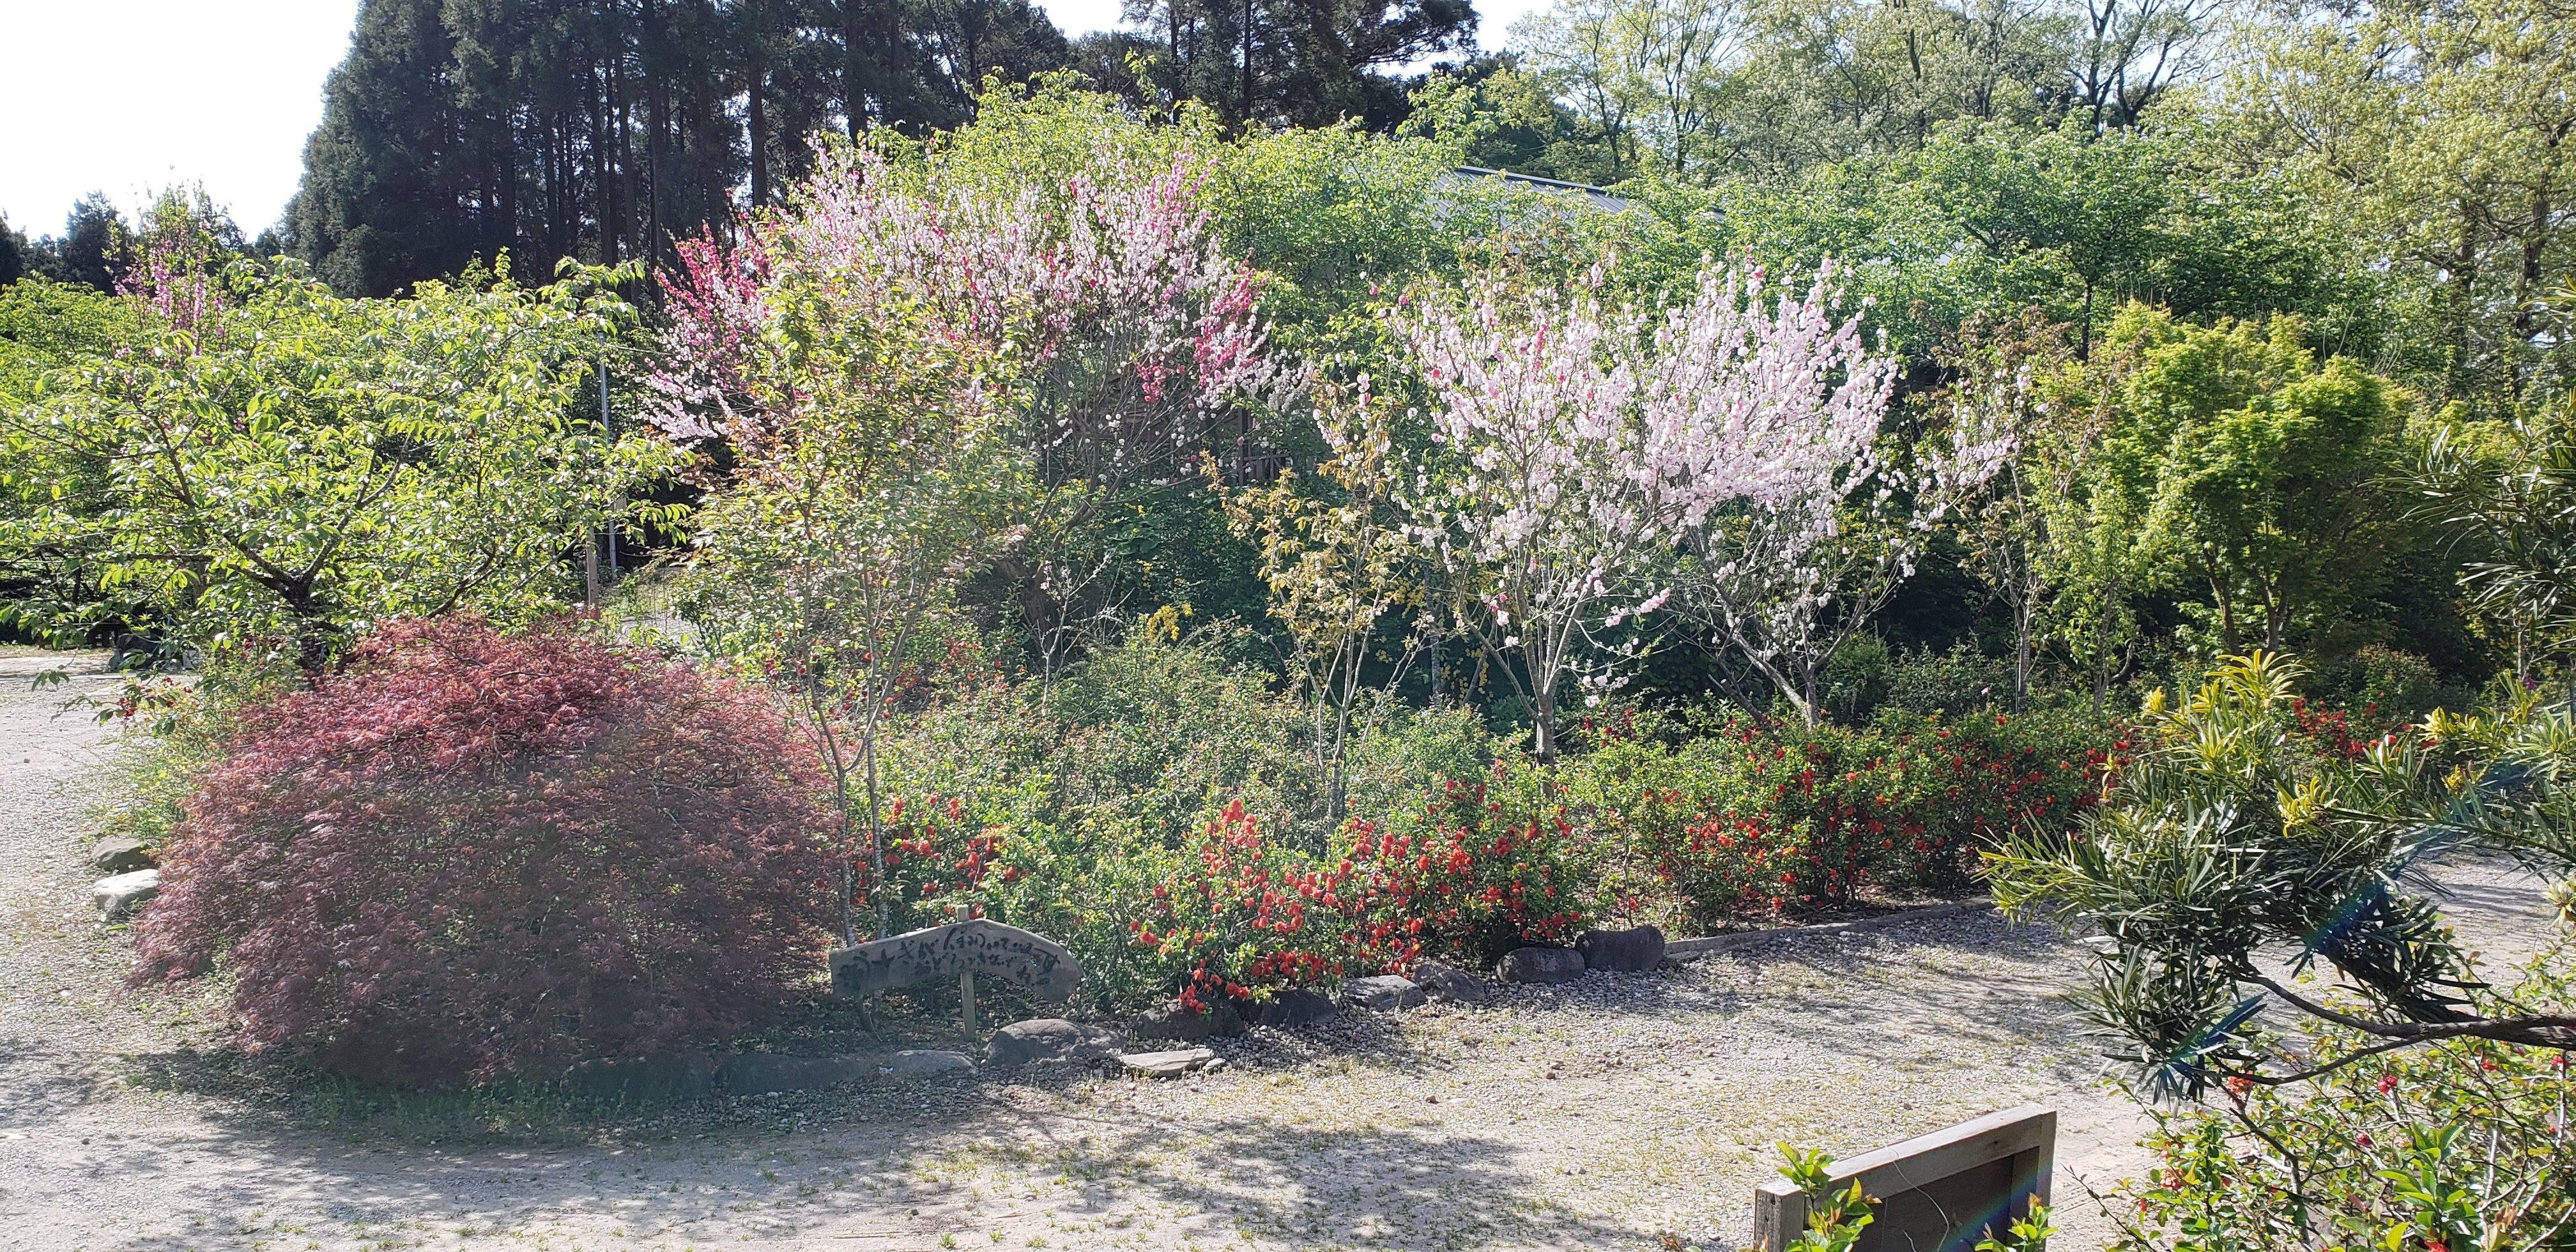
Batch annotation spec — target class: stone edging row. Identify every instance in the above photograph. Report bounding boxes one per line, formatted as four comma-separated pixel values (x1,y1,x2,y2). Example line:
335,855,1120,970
1664,901,1997,959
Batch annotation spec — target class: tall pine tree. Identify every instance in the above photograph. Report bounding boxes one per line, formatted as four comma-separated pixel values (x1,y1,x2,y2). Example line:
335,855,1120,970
289,0,1077,296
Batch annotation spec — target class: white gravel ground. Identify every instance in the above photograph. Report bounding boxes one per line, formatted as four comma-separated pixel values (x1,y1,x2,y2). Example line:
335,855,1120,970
0,648,2557,1252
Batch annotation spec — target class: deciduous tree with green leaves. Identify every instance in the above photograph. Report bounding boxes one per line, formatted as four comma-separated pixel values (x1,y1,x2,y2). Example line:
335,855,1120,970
1212,376,1422,825
0,254,674,672
2108,307,2404,653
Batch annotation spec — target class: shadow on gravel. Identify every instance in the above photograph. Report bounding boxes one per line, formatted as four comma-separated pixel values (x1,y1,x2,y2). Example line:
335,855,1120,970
53,1063,1644,1251
943,1107,1648,1249
0,1032,123,1115
1675,915,2096,1058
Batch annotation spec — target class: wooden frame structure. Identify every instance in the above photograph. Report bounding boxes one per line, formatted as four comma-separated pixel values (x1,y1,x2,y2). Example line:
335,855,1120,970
1752,1105,2055,1252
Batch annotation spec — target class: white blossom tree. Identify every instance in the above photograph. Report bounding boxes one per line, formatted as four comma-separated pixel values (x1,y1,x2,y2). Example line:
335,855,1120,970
1671,267,2010,726
1388,259,1934,754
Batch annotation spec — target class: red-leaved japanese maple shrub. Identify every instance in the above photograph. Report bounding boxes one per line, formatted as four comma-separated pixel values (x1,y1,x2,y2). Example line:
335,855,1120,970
132,616,843,1085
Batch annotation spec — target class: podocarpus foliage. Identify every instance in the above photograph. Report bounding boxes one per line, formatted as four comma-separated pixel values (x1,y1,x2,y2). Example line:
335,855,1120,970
1388,258,1950,747
131,616,843,1085
1989,652,2576,1100
2113,957,2576,1252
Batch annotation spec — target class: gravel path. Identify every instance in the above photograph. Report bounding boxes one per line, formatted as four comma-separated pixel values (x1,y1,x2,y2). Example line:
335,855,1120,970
0,651,2554,1252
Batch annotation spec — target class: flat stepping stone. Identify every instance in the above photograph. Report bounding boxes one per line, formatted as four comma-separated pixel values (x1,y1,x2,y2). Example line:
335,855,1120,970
1117,1048,1215,1078
93,869,158,921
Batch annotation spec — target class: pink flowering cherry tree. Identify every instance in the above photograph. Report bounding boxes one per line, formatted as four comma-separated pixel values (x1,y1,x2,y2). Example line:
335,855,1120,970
655,140,1291,678
1671,268,2012,726
643,138,1284,938
1390,258,1988,750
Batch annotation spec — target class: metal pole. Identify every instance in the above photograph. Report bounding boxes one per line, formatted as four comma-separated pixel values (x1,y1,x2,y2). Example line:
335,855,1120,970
600,357,619,578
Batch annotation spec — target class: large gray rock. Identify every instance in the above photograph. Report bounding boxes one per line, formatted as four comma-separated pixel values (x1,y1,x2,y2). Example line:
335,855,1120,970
986,1019,1122,1067
1254,988,1338,1027
1498,945,1586,984
1410,961,1488,1004
567,1051,717,1105
89,838,155,875
887,1050,974,1078
1132,1000,1245,1041
1344,975,1427,1011
93,869,159,921
721,1053,871,1093
1118,1048,1215,1078
1577,924,1666,972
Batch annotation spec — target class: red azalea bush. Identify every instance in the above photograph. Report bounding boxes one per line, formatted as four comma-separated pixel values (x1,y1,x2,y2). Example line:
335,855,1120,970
1133,800,1358,1012
132,616,843,1084
1340,763,1588,971
1571,708,2110,929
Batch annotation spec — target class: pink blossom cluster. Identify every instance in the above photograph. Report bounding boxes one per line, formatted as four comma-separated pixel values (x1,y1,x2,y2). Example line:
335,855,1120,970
1386,257,1918,749
641,142,1286,468
114,235,227,338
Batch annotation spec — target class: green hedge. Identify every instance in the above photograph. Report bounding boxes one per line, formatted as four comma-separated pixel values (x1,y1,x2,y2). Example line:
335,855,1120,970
867,662,2114,1010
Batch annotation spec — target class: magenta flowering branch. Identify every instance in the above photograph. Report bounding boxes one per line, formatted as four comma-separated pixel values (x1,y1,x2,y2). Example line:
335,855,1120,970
645,138,1296,685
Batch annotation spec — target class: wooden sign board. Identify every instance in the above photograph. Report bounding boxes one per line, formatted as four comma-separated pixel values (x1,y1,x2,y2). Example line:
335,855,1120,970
1753,1105,2055,1252
829,919,1082,1002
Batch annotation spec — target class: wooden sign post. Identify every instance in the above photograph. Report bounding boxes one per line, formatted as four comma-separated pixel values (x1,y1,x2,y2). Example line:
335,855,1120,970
950,905,977,1034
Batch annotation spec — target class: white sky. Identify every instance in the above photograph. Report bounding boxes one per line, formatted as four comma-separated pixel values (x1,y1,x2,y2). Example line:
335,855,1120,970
0,0,1546,242
0,1,363,240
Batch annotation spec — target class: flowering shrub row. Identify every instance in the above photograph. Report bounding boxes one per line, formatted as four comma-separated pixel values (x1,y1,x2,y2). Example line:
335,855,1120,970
851,777,1593,1011
132,617,2119,1080
854,705,2111,1010
1551,708,2110,932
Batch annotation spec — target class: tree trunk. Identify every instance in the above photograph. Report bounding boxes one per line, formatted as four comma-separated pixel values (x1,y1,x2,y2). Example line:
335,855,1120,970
749,63,770,208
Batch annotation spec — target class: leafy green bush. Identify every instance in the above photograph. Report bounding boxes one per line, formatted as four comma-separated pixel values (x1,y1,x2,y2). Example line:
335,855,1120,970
1883,643,2018,717
2313,643,2454,732
1556,708,2108,930
2113,954,2576,1252
1340,703,1498,831
1038,627,1313,843
852,630,1328,1009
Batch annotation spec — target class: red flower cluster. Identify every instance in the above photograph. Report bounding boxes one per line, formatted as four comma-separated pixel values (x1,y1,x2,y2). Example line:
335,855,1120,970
2288,696,2395,761
1623,710,2108,925
1340,769,1586,971
1134,800,1354,1010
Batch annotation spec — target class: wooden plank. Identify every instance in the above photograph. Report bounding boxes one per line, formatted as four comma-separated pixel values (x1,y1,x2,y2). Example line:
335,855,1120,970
1752,1106,2054,1252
